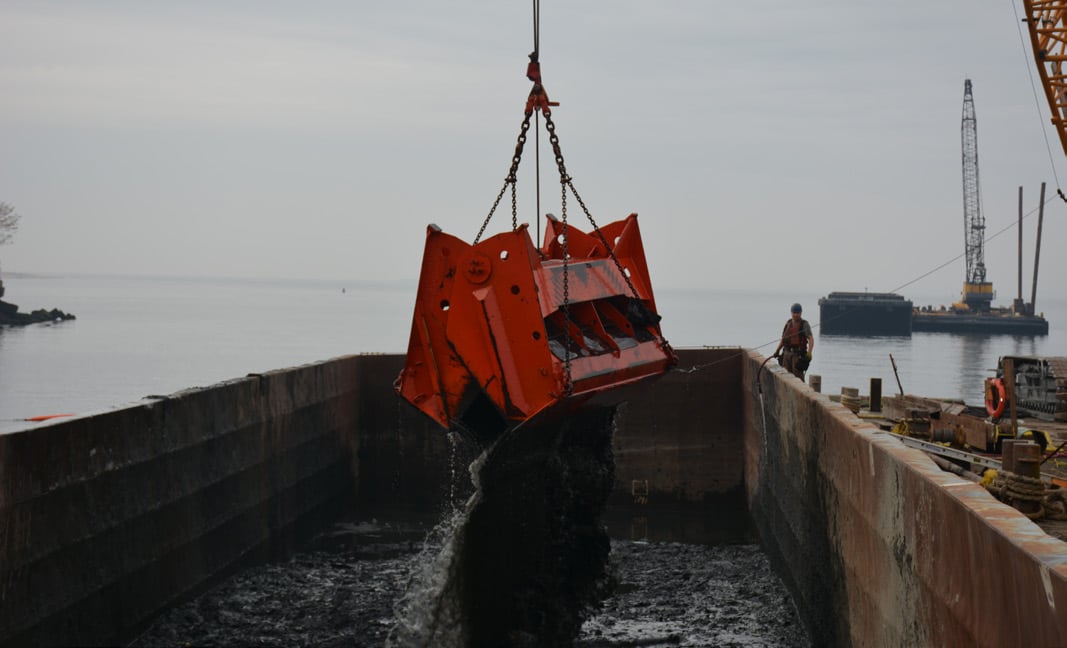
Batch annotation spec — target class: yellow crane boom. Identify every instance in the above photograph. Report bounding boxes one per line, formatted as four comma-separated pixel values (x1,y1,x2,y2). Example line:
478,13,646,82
1023,0,1067,156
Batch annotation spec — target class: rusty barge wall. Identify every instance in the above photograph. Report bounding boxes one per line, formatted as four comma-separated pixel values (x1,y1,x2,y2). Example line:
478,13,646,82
613,348,744,503
745,349,1067,647
1,348,1065,647
0,354,454,648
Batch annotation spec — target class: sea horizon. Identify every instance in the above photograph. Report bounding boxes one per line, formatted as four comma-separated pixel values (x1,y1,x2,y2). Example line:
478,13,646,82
2,272,1066,431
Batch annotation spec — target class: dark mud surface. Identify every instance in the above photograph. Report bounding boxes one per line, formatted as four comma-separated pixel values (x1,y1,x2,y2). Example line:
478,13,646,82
129,520,423,648
577,541,809,647
131,518,809,648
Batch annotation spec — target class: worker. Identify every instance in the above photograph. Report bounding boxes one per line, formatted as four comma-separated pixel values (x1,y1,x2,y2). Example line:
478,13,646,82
774,302,814,380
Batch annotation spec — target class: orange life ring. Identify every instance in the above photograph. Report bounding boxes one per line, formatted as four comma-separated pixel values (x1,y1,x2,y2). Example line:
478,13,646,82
985,378,1006,419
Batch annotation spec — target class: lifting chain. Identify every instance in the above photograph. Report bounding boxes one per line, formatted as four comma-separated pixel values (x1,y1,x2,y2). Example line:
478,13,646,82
544,110,673,379
542,110,643,302
474,46,674,396
473,111,532,244
560,176,572,395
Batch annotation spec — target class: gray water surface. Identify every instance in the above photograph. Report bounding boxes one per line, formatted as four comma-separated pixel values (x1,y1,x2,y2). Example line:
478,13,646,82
5,273,1067,428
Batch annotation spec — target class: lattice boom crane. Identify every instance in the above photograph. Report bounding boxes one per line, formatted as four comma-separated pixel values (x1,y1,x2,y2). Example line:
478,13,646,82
1022,0,1067,157
960,79,994,311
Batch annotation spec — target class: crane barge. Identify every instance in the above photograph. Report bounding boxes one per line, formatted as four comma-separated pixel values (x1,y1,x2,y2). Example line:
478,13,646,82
819,78,1045,337
819,80,1048,336
910,79,1049,335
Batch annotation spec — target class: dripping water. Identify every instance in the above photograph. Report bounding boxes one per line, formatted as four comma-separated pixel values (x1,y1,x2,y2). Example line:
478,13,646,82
388,408,618,647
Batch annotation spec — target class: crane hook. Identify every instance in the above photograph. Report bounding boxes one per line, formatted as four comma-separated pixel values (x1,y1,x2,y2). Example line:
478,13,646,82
524,54,559,115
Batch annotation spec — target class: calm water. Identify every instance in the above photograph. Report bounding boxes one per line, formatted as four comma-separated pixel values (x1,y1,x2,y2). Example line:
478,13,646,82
2,273,1067,432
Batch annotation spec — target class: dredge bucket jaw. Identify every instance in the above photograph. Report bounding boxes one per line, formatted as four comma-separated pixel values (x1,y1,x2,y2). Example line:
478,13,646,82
396,213,676,444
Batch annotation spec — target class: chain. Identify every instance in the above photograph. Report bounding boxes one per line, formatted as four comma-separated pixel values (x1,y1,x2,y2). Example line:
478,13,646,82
542,111,641,301
474,68,668,398
474,111,533,244
475,184,508,245
548,112,570,391
543,110,671,355
570,182,642,299
560,180,572,396
510,178,518,231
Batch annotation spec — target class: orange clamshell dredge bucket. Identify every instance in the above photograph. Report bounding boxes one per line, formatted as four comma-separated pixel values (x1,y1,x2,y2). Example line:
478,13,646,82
396,212,677,443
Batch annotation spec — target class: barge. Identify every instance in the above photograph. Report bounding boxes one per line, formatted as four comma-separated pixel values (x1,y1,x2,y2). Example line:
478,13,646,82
912,306,1049,335
3,349,1065,647
817,291,913,336
817,291,1049,336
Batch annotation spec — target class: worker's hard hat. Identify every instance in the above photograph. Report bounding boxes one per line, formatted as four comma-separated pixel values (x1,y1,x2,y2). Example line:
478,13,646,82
791,303,802,313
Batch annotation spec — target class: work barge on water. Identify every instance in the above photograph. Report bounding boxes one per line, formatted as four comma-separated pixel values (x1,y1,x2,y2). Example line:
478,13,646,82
817,290,1050,337
2,348,1067,647
820,75,1053,339
5,5,1067,647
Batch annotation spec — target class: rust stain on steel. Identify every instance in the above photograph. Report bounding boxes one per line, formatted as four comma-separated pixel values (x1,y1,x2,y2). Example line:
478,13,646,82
937,410,996,451
881,394,942,421
756,359,1067,647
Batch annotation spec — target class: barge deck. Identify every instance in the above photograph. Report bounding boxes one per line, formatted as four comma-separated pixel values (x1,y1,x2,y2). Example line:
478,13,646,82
912,308,1049,335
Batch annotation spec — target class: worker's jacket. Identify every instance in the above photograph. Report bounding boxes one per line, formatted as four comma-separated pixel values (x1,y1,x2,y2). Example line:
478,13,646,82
781,318,811,350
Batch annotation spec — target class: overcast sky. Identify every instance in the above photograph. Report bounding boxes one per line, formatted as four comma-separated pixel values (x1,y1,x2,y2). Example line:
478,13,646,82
1,1,1063,302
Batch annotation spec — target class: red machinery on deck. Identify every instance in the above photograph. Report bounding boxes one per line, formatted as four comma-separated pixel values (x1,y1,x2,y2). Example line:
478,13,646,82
396,212,675,442
395,26,675,442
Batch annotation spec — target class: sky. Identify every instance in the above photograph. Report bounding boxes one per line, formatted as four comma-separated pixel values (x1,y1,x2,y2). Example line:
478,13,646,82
1,0,1064,302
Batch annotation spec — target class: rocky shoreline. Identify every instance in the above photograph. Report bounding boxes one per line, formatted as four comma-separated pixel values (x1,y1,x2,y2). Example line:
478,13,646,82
0,299,76,326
